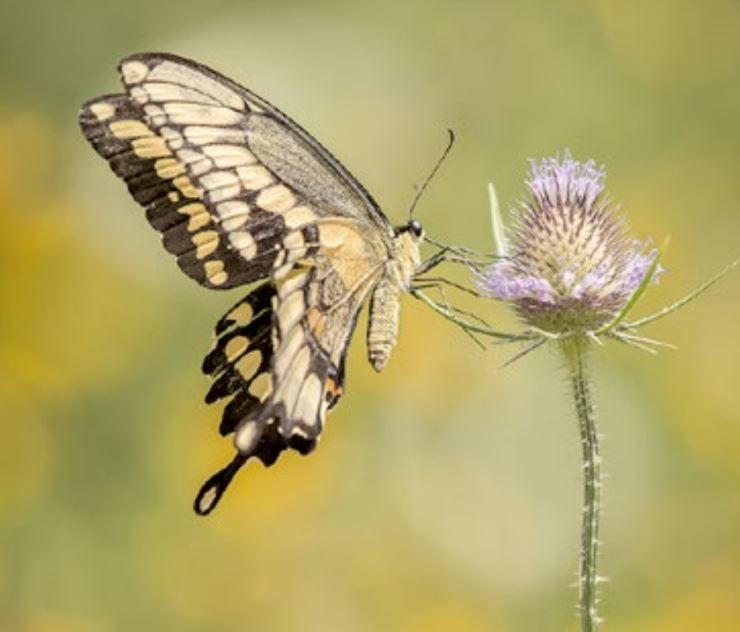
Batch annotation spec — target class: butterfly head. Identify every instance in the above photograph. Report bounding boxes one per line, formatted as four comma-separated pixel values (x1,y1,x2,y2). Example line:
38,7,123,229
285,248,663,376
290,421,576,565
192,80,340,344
396,219,425,241
392,220,425,287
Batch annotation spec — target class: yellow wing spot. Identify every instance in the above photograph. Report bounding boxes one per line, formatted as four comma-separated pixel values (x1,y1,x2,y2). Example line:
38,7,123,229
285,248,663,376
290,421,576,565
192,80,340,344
275,327,304,377
284,230,308,267
168,191,180,203
121,60,149,84
175,148,203,164
278,290,305,337
175,148,213,176
257,184,295,213
190,158,213,176
236,165,273,191
273,249,287,269
192,230,219,259
196,487,218,514
277,269,310,299
234,419,260,452
163,102,243,126
132,136,171,159
295,373,323,427
130,86,149,104
109,120,151,139
201,171,240,202
284,206,317,229
173,175,201,199
222,217,246,232
248,372,272,402
144,104,167,126
154,158,186,180
278,345,311,414
191,157,214,177
274,262,294,281
201,170,239,192
235,349,261,379
90,102,115,121
227,302,253,326
143,82,220,106
283,230,305,251
225,336,250,362
148,60,245,110
229,231,257,260
203,144,256,168
217,200,250,231
318,224,350,249
159,126,184,149
178,202,210,231
204,260,228,286
185,125,244,146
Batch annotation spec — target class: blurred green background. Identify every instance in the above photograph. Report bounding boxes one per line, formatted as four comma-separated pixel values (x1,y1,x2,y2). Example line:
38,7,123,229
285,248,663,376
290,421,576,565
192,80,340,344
1,0,739,630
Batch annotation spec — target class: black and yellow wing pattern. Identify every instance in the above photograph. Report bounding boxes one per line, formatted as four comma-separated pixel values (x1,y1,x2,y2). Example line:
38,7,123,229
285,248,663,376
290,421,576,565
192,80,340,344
79,53,396,514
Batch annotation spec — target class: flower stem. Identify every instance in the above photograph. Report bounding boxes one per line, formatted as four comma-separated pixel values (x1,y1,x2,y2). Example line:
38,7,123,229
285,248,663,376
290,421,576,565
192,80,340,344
563,336,602,631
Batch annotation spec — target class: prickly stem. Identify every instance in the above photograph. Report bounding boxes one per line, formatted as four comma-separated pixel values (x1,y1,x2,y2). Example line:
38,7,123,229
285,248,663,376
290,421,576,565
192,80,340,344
563,336,603,632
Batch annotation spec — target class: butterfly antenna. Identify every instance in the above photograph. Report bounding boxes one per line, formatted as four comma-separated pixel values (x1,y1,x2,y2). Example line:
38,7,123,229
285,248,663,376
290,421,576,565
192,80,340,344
407,129,455,219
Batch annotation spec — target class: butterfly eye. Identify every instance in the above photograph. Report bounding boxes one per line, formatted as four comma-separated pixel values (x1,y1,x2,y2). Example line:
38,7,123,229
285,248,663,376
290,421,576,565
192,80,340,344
408,220,424,238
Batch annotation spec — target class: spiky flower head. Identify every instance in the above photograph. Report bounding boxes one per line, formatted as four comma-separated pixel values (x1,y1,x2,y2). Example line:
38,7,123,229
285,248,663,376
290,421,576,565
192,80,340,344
478,152,659,334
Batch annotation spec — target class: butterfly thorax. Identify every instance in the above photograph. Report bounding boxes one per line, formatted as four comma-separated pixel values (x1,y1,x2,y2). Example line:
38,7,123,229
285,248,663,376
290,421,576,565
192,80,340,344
366,224,423,372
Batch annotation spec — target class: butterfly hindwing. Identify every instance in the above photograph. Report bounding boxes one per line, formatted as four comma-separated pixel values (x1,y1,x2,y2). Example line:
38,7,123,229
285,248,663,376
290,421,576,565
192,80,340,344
195,224,382,514
265,218,386,443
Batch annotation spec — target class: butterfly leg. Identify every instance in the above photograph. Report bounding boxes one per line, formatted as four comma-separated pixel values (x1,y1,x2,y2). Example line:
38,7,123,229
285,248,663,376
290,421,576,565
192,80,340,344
416,248,452,275
411,282,489,349
418,251,491,277
413,275,480,298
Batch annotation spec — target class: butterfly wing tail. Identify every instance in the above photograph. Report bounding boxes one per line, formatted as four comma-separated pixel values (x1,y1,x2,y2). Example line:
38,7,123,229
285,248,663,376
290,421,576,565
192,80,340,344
194,453,248,515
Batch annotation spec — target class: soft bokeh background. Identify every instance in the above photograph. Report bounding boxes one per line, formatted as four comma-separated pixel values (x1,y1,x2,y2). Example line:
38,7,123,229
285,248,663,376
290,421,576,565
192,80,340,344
1,1,739,630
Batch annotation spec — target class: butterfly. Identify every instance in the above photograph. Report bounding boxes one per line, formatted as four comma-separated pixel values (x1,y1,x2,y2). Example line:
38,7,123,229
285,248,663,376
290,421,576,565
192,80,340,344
79,53,455,515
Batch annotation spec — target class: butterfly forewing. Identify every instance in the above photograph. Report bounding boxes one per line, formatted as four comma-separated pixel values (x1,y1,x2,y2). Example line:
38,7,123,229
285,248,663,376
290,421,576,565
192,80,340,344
116,54,392,231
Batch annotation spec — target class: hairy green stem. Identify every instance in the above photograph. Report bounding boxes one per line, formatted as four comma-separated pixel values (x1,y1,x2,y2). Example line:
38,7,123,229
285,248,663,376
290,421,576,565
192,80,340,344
563,337,602,631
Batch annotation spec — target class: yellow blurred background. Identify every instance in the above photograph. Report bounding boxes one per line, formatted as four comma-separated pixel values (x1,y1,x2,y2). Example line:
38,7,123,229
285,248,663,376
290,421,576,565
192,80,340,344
1,1,739,630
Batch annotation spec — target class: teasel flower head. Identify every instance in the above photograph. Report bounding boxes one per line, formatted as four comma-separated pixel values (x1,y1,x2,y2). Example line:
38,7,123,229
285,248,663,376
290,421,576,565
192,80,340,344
478,152,660,334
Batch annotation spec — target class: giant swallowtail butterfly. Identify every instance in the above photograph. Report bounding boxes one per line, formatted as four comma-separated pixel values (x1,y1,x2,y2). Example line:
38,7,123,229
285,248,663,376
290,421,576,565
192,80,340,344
79,53,441,514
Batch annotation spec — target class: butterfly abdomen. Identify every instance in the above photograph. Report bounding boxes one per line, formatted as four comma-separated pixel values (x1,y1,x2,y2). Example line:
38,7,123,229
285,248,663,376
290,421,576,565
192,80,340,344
366,230,423,372
367,276,402,372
